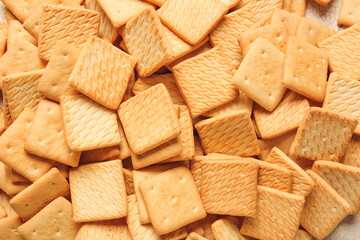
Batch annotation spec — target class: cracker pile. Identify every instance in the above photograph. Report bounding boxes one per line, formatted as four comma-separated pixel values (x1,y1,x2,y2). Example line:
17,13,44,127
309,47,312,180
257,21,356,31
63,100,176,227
0,0,360,239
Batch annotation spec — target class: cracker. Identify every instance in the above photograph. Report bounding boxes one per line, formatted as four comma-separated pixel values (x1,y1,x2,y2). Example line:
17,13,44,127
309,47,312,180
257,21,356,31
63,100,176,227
2,92,13,128
297,17,336,46
295,229,312,240
118,123,131,160
201,159,258,216
0,192,16,217
194,136,204,156
75,219,131,240
283,37,328,102
145,0,166,6
253,91,310,139
69,160,127,222
54,162,69,179
289,0,306,16
270,9,301,36
315,0,330,6
173,47,238,118
266,147,315,196
238,23,289,56
23,6,44,40
342,135,360,167
195,111,260,157
0,215,24,240
0,109,54,182
212,217,248,240
18,197,81,240
118,84,180,155
25,99,81,167
123,168,135,195
10,168,70,221
60,95,121,151
186,232,207,240
80,146,120,164
39,4,99,61
300,170,351,240
290,107,358,161
323,73,360,135
1,0,41,22
258,131,296,160
0,21,6,57
0,162,30,197
233,38,285,111
69,37,136,110
190,157,203,193
240,186,305,240
132,74,186,105
312,161,360,214
4,8,18,22
97,0,152,28
158,0,228,45
338,0,360,26
0,108,5,135
38,41,80,102
139,167,206,235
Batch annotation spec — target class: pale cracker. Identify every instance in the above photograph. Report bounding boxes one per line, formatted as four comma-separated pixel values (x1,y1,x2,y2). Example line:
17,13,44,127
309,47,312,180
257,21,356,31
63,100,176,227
0,109,54,182
300,170,351,240
158,0,228,45
290,107,358,161
123,168,135,195
139,167,206,235
18,197,81,240
60,95,121,151
10,168,70,221
6,19,37,52
338,0,360,27
80,146,120,164
75,219,131,240
232,38,285,111
212,217,248,240
195,111,260,157
0,215,24,240
258,131,296,160
69,160,127,222
342,135,360,167
240,186,305,240
233,0,283,21
4,8,18,22
0,162,30,197
270,9,302,36
1,0,42,22
297,17,336,46
289,0,306,16
253,91,310,139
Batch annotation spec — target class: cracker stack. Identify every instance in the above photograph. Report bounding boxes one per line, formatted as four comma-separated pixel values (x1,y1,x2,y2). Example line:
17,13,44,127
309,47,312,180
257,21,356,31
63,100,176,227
0,1,358,240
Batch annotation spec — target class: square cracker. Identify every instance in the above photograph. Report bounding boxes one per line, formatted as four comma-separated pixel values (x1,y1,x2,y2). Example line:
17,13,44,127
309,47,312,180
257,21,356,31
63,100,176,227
323,73,360,135
201,159,258,216
283,37,328,102
173,47,238,118
60,95,121,151
338,0,360,26
139,167,206,235
0,109,54,182
69,160,127,222
158,0,228,45
18,197,81,240
266,147,314,196
118,84,180,155
0,215,24,240
24,99,81,167
232,38,285,112
270,9,302,36
342,135,360,167
300,170,351,240
10,168,70,221
211,217,246,240
312,161,360,215
240,186,305,240
1,0,42,22
69,37,136,110
195,111,260,157
75,219,131,240
253,91,310,139
39,4,99,61
296,17,336,46
122,8,174,77
2,69,44,121
0,162,30,197
290,107,358,162
38,41,80,102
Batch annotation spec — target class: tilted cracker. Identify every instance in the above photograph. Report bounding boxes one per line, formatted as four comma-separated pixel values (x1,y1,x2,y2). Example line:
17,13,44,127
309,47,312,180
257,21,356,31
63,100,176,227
69,37,136,110
54,162,69,179
0,22,6,57
24,99,81,167
233,38,285,111
4,8,17,22
123,169,135,195
186,232,207,240
312,161,360,214
195,111,260,157
158,0,228,45
258,131,296,160
122,8,173,77
270,9,302,36
38,41,79,102
7,19,37,48
300,170,351,240
0,162,30,197
0,192,16,217
338,0,360,26
283,37,328,102
238,23,289,56
289,0,306,16
18,197,81,240
75,219,131,240
60,95,121,151
220,0,241,8
290,107,358,161
266,147,314,196
297,17,336,46
240,186,305,240
253,91,310,139
1,0,43,22
69,160,127,222
118,84,180,155
212,217,248,240
80,146,120,164
190,157,202,193
0,215,24,240
139,167,206,235
132,74,185,105
201,159,258,216
295,229,312,240
0,109,54,182
10,168,70,221
39,4,99,61
342,135,360,167
323,73,360,135
173,47,238,118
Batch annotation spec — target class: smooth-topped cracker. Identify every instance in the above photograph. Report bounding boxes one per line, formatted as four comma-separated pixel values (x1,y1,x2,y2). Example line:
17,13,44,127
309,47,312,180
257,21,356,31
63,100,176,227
338,0,360,26
296,17,336,46
0,215,24,240
270,9,301,36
